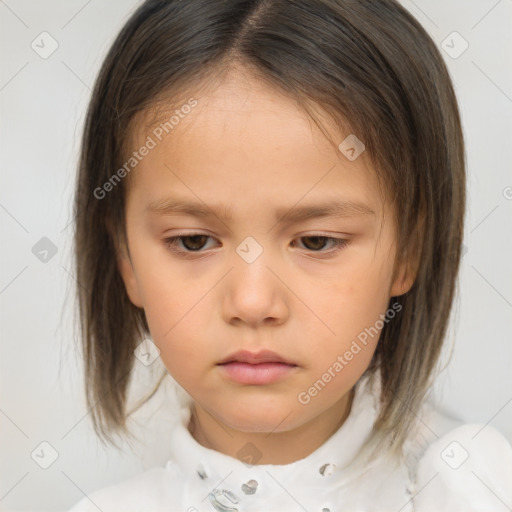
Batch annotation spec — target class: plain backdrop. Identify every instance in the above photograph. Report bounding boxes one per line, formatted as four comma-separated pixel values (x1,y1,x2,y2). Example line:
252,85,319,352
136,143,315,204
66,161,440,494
1,1,511,510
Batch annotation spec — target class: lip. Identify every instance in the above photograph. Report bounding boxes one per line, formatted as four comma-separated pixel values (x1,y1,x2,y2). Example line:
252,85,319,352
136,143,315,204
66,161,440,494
217,349,297,366
218,362,297,385
217,350,298,385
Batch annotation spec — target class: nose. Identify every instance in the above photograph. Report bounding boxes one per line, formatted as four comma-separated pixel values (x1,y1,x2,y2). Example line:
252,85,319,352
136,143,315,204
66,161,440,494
221,246,289,328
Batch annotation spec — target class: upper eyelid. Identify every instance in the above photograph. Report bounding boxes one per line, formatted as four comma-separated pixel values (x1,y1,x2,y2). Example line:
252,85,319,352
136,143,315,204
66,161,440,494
165,232,346,241
164,229,348,237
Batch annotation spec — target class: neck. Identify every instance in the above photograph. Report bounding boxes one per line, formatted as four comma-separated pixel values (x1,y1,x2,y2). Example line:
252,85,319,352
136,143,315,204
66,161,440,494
187,388,355,465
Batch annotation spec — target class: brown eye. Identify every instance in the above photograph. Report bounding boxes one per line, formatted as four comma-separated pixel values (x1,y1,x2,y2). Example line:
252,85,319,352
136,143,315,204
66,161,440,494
291,235,349,256
164,234,214,253
299,236,330,251
177,235,209,251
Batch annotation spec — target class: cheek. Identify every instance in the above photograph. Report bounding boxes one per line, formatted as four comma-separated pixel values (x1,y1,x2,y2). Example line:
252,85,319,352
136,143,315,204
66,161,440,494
142,287,205,347
310,260,393,361
144,302,210,383
133,259,215,370
326,264,391,318
128,241,186,325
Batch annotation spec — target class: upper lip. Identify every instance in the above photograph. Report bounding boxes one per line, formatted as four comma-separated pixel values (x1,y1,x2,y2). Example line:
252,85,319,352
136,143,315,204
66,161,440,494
218,350,297,366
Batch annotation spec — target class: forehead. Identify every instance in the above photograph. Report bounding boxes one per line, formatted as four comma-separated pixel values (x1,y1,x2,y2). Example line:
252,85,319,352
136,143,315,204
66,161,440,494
125,69,387,219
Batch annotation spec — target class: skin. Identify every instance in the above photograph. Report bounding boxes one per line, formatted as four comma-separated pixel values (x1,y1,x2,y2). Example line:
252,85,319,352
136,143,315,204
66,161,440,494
116,67,414,464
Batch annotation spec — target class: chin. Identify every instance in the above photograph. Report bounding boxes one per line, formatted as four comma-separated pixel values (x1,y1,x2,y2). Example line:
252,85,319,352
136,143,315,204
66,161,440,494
215,403,302,434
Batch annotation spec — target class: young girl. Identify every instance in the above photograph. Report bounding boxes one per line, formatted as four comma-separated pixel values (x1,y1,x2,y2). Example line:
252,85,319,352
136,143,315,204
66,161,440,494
69,0,512,510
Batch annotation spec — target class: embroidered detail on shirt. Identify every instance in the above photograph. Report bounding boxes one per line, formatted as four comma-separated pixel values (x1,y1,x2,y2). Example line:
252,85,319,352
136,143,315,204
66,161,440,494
241,479,258,494
197,464,207,479
208,489,240,512
319,463,336,476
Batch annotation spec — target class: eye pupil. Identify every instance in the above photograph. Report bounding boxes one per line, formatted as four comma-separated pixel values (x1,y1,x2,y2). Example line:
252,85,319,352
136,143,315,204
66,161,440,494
182,235,208,251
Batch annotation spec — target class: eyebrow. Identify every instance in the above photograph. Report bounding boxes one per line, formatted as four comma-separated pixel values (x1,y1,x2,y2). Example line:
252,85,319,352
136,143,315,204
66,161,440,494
146,197,375,224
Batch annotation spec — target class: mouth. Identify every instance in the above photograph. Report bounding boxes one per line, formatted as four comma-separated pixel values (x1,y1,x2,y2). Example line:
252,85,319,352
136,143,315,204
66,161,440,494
217,350,298,385
217,349,297,366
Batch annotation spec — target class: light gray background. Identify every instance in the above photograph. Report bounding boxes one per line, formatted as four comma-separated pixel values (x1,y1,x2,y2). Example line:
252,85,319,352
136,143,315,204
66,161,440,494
1,1,511,510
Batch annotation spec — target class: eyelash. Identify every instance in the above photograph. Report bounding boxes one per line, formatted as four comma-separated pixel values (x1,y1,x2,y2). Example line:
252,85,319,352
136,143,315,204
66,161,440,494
163,233,350,259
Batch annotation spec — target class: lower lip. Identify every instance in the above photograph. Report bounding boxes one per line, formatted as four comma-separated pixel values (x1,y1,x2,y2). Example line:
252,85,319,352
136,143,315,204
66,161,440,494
218,362,297,385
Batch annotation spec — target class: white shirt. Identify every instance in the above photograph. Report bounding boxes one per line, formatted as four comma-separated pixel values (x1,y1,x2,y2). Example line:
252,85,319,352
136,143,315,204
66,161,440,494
68,373,512,511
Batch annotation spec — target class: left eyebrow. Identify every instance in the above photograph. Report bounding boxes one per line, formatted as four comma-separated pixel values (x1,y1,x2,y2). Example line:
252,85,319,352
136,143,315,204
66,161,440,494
145,196,376,224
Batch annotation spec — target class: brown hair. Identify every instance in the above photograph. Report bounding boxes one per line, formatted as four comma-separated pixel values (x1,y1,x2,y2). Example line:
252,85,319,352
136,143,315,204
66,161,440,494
73,0,466,455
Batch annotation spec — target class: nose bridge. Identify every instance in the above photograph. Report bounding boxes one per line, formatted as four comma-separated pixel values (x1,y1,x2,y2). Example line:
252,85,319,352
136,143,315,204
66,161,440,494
221,234,289,326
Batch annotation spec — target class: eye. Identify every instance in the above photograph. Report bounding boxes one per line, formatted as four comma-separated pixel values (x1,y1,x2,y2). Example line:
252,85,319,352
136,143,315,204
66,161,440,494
163,233,349,258
291,235,349,255
164,234,217,253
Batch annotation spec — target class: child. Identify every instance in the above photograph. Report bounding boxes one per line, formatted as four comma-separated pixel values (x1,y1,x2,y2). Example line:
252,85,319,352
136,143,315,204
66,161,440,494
69,0,512,510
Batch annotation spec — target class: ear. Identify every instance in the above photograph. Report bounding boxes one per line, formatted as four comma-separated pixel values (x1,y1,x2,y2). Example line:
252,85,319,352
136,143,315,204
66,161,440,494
117,248,144,308
390,258,417,297
389,221,423,297
107,218,144,308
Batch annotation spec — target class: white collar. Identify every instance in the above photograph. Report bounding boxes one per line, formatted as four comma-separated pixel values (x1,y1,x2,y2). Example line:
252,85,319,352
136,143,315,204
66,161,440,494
164,373,396,511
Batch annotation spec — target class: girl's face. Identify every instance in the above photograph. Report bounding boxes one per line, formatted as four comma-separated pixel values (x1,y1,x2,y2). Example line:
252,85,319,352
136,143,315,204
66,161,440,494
117,69,412,438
